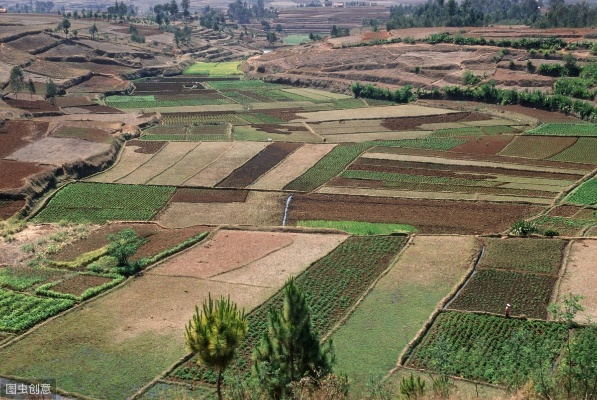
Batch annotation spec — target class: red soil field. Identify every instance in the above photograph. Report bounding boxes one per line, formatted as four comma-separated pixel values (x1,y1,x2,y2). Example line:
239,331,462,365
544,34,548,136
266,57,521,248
352,157,584,181
548,205,584,218
0,200,26,220
380,112,491,130
50,222,211,263
450,135,514,155
0,120,49,157
126,140,167,154
362,31,391,41
289,193,542,234
4,98,60,113
371,146,596,172
170,188,249,203
68,75,129,93
50,274,113,297
74,105,124,114
0,160,49,190
497,104,581,123
54,97,95,108
217,142,303,188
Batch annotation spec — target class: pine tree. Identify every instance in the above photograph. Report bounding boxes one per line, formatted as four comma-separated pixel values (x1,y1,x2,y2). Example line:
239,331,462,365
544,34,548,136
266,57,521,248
253,278,334,399
9,66,24,100
27,78,35,100
186,295,248,400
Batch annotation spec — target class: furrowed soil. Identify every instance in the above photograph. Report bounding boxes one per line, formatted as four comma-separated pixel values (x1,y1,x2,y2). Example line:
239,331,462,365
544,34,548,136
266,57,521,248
50,274,113,297
0,160,49,190
0,120,49,157
288,193,541,234
0,200,26,220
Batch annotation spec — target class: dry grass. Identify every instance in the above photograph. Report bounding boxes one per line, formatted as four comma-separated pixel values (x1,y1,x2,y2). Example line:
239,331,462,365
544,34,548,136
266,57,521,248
6,138,111,166
293,105,457,123
321,130,431,143
89,145,155,183
558,239,597,323
250,144,337,190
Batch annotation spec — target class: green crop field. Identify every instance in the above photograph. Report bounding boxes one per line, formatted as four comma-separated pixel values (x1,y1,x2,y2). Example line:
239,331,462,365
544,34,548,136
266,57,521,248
407,311,567,385
296,220,417,234
0,289,74,332
182,61,243,77
532,215,593,236
283,138,466,192
566,178,597,205
0,267,67,291
340,170,497,188
526,123,597,136
206,80,285,90
479,238,566,274
282,34,312,45
161,113,249,125
448,269,557,319
106,98,232,109
549,137,597,164
171,235,408,384
34,183,175,224
499,136,578,159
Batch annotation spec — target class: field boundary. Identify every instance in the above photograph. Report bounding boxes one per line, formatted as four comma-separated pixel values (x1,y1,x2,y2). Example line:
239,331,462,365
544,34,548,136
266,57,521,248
113,142,166,184
443,244,485,310
180,142,237,186
551,239,576,315
144,142,200,184
321,234,413,343
394,238,482,368
553,169,597,206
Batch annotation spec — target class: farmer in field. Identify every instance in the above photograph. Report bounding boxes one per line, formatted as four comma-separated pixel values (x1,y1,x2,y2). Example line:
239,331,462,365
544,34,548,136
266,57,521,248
504,303,511,318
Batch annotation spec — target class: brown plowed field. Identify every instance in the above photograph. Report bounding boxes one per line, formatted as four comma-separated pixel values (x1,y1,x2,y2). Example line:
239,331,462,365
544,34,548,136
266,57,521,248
548,205,585,217
217,142,302,188
381,112,490,131
126,140,167,154
170,188,249,203
288,193,542,234
4,98,60,113
450,135,514,155
50,274,113,297
50,222,210,263
0,200,26,220
0,160,49,190
74,105,124,114
67,75,129,94
0,120,49,157
499,136,578,160
370,146,595,172
259,108,306,122
351,157,584,181
348,161,495,180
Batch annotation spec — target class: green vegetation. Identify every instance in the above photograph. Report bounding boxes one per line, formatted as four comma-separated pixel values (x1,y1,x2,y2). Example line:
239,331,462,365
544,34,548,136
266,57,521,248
283,138,465,192
282,34,311,45
480,238,566,275
351,82,415,103
549,137,597,164
526,123,597,137
567,178,597,205
341,169,496,188
186,295,248,400
105,96,232,109
182,62,243,77
34,183,175,224
207,80,283,90
0,267,66,291
297,220,417,235
407,312,567,385
0,289,74,332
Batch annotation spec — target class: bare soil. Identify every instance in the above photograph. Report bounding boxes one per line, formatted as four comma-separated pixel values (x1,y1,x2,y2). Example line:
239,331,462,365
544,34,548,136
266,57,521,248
67,75,129,94
0,200,26,219
170,188,249,203
126,140,167,154
0,160,49,190
548,205,584,218
288,193,542,234
381,112,491,131
558,240,597,322
217,142,302,188
6,137,111,166
0,120,49,157
4,98,60,113
50,274,113,297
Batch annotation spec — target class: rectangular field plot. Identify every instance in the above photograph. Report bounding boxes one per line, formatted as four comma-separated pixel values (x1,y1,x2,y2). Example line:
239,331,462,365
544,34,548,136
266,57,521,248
182,141,268,187
182,61,243,76
283,88,351,100
499,136,578,159
558,239,597,322
157,191,286,227
34,182,175,224
448,269,557,319
216,142,302,188
332,236,478,393
406,312,567,385
566,178,597,205
533,215,593,236
526,123,597,136
293,104,458,123
232,124,321,143
170,235,408,384
117,142,200,184
479,238,567,274
549,137,597,164
250,144,337,190
88,141,166,183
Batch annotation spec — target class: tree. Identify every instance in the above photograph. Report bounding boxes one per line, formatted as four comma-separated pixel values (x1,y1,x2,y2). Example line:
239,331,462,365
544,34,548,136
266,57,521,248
185,295,248,400
106,228,145,267
89,23,98,39
27,78,35,100
266,31,277,46
58,17,70,37
9,66,24,100
181,0,190,19
45,79,58,103
253,278,334,399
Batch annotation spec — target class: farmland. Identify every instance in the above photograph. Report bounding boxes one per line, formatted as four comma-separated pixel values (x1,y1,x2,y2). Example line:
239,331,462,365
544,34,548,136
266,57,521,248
526,123,597,137
182,61,243,77
558,240,597,322
566,178,597,205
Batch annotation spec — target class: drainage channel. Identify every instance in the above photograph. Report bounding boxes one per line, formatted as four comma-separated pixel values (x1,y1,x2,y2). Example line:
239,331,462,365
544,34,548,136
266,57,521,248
282,195,293,227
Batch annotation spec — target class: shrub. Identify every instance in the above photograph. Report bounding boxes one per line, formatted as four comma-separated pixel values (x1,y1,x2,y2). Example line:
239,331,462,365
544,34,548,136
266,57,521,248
511,220,538,236
462,70,481,85
87,255,118,273
544,229,560,238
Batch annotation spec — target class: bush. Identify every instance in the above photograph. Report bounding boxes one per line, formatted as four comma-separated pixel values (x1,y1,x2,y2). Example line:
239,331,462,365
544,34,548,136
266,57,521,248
87,255,118,273
462,70,481,85
510,220,538,236
544,229,560,238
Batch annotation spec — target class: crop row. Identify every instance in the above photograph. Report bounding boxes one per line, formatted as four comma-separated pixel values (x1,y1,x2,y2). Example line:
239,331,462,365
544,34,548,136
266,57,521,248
206,80,285,90
533,215,591,236
34,183,175,224
0,289,74,332
283,138,466,192
161,113,249,125
567,178,597,205
448,269,557,319
182,61,243,77
340,170,498,188
141,134,229,142
479,238,566,275
171,235,408,382
106,98,232,109
431,127,484,137
407,311,567,385
549,137,597,164
296,220,417,234
526,123,597,136
499,136,577,159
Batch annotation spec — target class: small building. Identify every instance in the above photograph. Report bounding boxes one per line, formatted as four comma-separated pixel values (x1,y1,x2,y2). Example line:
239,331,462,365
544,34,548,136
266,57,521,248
333,2,344,7
0,8,7,13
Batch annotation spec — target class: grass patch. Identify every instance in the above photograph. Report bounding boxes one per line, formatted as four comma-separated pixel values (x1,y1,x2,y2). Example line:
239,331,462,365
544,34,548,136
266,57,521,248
182,61,243,77
296,220,417,234
34,182,175,224
282,34,311,45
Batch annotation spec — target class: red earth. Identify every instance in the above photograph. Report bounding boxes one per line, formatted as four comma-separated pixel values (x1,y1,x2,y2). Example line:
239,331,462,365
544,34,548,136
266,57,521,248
170,188,249,203
0,160,49,190
50,274,113,297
